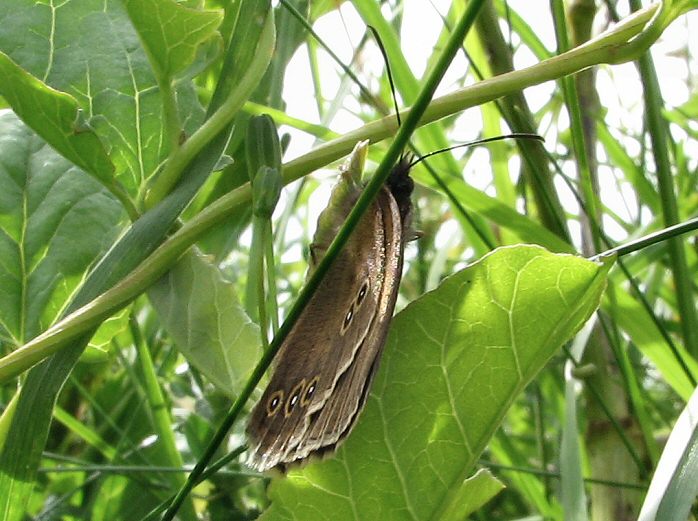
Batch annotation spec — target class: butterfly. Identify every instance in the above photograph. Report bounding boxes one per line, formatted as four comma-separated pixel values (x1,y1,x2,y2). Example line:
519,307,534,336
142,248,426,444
246,140,413,471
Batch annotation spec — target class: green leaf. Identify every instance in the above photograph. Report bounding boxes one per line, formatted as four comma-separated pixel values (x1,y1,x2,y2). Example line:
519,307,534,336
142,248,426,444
0,111,125,519
260,245,612,520
123,0,223,80
0,112,124,347
638,382,698,521
148,251,261,397
438,468,505,521
0,0,206,195
0,51,114,183
82,307,131,362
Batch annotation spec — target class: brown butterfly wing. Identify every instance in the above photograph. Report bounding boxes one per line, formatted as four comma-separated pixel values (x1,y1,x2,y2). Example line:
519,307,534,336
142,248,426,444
246,193,390,470
247,156,413,471
285,186,406,464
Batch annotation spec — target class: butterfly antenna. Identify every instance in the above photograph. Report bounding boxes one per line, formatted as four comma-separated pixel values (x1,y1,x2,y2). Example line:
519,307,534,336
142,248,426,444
367,25,402,128
408,133,544,168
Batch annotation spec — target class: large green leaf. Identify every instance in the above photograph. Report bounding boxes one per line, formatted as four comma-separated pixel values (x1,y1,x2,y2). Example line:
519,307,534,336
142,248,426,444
0,1,272,515
0,111,125,517
0,0,208,195
148,251,261,397
260,245,612,520
0,112,124,349
0,51,114,184
122,0,222,80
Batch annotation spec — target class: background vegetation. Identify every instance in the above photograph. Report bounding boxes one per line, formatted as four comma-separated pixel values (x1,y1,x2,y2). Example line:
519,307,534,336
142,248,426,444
0,0,696,520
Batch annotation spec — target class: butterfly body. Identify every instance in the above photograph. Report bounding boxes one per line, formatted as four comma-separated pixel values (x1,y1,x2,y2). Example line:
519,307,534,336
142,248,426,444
247,141,413,471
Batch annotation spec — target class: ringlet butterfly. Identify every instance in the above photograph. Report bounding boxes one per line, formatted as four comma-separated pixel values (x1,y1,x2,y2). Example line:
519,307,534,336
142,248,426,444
246,139,414,471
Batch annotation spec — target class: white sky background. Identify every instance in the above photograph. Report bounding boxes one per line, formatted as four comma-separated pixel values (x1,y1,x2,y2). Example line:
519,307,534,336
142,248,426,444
269,2,697,264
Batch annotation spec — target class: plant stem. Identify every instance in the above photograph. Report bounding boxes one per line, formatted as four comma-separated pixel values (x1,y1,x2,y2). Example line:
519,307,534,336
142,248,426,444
594,218,698,261
132,315,198,520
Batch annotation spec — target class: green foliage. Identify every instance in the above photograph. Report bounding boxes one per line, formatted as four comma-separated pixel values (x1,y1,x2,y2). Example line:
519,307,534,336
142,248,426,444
148,251,261,397
0,1,696,520
0,114,124,345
